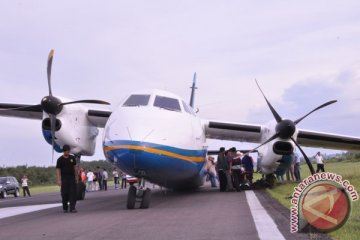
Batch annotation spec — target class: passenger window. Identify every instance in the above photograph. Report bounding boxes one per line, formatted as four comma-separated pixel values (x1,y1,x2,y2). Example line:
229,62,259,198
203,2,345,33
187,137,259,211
154,96,181,112
123,95,150,107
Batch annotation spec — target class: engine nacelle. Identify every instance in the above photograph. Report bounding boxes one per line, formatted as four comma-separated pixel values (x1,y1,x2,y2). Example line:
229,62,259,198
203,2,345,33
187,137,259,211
258,121,297,174
41,103,99,156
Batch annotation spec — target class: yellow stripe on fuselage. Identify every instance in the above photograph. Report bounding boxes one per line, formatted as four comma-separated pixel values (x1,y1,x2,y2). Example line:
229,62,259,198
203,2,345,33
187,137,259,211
104,145,206,163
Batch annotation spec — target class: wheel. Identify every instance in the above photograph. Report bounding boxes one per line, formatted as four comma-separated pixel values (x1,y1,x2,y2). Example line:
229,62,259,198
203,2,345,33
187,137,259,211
127,185,137,209
1,191,7,199
140,188,151,209
14,188,20,197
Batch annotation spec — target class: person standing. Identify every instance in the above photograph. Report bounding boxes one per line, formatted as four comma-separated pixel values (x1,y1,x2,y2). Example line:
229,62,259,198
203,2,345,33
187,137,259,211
86,170,94,192
121,171,127,189
294,152,301,182
204,156,217,188
96,166,103,190
93,168,98,191
286,154,295,181
216,147,228,192
231,151,243,192
56,145,78,213
21,175,31,197
112,168,119,189
315,152,325,172
102,168,108,191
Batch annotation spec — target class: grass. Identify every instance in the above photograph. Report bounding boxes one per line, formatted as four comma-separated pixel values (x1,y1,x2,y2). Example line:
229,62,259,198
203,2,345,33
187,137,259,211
29,185,60,195
266,161,360,240
27,180,117,195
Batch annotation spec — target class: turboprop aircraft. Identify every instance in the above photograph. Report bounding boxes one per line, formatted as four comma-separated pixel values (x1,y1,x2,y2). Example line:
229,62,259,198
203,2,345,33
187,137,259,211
1,50,360,209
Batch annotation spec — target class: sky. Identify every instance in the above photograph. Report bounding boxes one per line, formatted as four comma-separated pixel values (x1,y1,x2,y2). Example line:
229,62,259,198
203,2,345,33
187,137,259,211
0,1,360,166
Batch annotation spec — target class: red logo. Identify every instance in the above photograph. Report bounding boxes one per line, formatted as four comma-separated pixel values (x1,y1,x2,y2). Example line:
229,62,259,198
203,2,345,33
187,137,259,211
300,182,351,232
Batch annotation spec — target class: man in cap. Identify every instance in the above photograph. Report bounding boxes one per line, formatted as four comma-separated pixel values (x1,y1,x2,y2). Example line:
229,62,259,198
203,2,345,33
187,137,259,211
56,145,78,213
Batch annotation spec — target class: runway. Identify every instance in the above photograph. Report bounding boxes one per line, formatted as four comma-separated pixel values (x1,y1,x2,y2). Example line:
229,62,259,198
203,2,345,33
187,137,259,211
0,185,330,240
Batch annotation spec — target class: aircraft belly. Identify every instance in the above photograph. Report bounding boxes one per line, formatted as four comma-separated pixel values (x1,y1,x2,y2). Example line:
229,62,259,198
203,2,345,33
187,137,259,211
104,141,207,189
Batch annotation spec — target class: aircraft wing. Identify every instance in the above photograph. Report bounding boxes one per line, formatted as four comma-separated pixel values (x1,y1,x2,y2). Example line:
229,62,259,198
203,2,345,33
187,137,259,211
297,129,360,151
202,119,263,143
87,109,112,128
0,103,112,128
203,119,360,151
0,103,42,120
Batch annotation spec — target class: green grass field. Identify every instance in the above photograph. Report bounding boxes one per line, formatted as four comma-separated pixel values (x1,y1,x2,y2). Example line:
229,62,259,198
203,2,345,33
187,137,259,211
266,161,360,240
27,181,116,195
29,185,60,195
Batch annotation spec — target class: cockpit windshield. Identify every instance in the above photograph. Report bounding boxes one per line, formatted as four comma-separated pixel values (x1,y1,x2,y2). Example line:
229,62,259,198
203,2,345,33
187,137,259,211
154,96,181,112
123,94,150,107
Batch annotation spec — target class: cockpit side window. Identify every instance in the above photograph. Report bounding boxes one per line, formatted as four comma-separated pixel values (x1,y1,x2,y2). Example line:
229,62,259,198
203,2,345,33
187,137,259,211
154,96,181,112
182,101,195,115
123,94,150,107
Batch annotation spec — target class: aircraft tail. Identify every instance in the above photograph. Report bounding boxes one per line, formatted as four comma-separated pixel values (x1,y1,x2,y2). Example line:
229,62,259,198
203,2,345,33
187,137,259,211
189,72,197,108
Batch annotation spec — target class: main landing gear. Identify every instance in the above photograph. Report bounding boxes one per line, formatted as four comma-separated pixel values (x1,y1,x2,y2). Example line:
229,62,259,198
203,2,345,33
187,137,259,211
126,178,152,209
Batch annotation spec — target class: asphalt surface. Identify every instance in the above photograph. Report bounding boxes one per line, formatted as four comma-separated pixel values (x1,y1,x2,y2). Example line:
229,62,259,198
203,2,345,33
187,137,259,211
0,185,331,240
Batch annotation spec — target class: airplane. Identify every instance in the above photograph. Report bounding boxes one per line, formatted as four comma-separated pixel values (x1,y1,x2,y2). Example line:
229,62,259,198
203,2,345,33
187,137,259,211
1,50,360,209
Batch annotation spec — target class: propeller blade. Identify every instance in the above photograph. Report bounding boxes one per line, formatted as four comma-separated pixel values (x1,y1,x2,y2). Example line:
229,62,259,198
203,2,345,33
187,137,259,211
59,100,110,106
246,133,279,154
47,49,55,96
49,114,57,163
0,104,42,112
291,137,315,175
294,100,337,125
255,79,282,122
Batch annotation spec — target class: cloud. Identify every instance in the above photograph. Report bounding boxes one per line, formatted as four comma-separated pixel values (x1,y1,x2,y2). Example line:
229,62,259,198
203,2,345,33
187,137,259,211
1,1,360,166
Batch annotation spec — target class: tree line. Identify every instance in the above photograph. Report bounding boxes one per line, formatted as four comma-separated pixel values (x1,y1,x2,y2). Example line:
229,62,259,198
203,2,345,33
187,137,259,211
0,160,116,186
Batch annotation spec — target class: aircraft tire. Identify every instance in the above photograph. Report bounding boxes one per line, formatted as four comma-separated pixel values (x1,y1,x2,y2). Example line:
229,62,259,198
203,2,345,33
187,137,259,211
140,188,151,209
127,185,137,209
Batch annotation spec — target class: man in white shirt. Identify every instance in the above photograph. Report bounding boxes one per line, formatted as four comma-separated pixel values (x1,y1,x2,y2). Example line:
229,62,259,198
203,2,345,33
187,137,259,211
86,170,94,192
315,152,325,173
21,175,31,197
112,168,119,189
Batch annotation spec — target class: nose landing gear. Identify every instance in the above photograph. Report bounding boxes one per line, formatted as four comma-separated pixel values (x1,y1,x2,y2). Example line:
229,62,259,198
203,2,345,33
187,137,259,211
126,178,152,209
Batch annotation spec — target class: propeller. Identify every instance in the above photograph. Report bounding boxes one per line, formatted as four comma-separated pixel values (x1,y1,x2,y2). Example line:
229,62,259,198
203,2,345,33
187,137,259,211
248,80,337,175
3,49,110,162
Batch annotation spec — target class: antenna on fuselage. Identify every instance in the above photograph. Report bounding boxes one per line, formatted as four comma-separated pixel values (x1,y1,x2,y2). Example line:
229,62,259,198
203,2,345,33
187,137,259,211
189,72,197,108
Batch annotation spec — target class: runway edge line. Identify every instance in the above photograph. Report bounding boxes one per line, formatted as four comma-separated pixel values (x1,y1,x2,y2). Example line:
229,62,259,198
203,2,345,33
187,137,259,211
245,190,286,240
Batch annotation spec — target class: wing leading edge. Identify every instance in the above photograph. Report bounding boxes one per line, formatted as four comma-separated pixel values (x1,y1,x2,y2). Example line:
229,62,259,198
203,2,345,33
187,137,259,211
203,119,360,151
297,129,360,151
202,120,263,143
0,103,111,128
0,103,42,120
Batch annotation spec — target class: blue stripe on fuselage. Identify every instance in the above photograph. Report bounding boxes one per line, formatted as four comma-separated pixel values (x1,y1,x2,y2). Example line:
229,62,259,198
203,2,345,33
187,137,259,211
103,140,207,189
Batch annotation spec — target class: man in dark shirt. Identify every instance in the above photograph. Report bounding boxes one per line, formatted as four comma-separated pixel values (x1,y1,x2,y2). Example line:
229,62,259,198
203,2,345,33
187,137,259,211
216,147,228,192
242,154,254,185
56,145,78,213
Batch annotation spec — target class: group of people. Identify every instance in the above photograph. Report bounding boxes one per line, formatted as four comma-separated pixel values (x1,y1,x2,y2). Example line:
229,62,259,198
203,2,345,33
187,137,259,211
83,167,109,192
204,147,255,192
80,167,129,192
275,151,325,183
